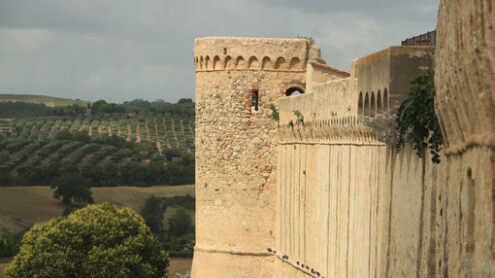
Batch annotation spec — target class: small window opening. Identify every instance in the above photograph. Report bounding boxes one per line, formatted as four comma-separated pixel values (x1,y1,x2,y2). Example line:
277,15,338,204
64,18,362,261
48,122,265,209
252,90,259,111
285,87,304,96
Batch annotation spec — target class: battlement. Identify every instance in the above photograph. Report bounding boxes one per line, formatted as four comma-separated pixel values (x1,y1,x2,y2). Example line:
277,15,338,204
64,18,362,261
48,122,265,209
193,37,311,72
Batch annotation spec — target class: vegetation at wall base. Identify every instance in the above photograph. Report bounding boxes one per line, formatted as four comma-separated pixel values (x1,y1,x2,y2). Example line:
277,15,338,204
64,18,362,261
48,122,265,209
395,72,442,163
4,203,169,278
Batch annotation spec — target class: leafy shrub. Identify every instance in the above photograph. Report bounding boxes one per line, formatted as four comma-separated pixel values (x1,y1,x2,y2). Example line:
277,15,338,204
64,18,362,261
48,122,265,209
0,150,9,164
5,203,169,278
396,73,442,163
0,233,7,257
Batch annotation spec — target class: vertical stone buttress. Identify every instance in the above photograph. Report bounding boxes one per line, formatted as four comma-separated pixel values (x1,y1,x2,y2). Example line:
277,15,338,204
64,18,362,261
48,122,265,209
435,0,495,276
192,37,310,277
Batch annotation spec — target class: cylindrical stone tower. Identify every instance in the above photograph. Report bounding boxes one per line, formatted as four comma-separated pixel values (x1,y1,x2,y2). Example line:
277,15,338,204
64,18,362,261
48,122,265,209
192,37,310,277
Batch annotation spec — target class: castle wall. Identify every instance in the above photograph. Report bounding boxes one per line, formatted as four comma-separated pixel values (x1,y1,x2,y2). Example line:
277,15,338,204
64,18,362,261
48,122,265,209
305,61,350,93
192,1,495,273
192,37,310,278
273,82,449,277
352,47,434,117
432,0,495,276
275,124,450,277
277,78,356,126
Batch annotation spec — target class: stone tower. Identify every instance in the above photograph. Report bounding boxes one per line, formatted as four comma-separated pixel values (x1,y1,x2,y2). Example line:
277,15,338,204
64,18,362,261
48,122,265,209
192,37,311,277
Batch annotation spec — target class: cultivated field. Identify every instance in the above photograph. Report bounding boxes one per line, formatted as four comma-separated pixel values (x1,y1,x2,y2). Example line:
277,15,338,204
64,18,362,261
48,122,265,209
0,185,195,233
3,113,195,153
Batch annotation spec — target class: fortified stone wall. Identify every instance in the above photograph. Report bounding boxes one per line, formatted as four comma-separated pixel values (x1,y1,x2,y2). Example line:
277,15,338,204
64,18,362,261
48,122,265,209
433,0,495,276
193,1,495,275
192,37,311,278
274,86,450,277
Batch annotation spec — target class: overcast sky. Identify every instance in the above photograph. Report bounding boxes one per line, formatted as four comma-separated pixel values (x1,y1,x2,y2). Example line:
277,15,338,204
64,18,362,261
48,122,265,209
0,0,439,103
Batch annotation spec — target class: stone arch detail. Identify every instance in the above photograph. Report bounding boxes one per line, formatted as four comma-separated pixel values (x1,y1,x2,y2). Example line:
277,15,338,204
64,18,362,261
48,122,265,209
204,56,210,70
376,90,382,114
274,57,287,70
213,56,221,70
364,92,370,117
261,56,272,70
236,56,246,69
285,86,305,96
224,56,234,69
199,56,204,69
358,92,364,115
289,57,301,69
383,88,388,114
248,56,259,69
370,92,376,117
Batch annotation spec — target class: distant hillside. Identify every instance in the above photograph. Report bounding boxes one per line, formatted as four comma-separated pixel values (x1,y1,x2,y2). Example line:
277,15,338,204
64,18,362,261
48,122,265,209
0,94,89,107
0,98,195,187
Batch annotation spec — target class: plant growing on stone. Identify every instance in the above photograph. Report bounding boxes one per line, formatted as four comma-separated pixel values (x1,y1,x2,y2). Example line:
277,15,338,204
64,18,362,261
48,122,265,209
296,35,315,45
268,103,279,122
396,72,442,163
293,110,304,124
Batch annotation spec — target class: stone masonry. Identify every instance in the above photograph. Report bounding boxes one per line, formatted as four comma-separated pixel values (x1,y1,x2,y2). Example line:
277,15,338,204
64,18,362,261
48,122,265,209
192,1,495,276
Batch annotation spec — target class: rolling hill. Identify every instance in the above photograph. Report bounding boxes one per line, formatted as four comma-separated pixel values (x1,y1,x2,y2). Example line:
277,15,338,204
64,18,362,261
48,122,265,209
0,94,90,107
0,97,195,187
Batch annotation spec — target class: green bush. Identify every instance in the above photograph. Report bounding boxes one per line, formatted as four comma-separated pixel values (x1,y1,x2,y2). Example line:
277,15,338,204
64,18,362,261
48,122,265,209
396,73,442,163
5,203,169,278
0,233,7,257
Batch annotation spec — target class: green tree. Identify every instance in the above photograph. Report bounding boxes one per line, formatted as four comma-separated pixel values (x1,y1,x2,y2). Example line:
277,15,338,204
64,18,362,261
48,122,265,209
73,131,91,143
140,195,167,236
168,208,192,240
0,233,7,257
54,129,73,140
51,169,94,206
396,73,442,163
5,203,169,278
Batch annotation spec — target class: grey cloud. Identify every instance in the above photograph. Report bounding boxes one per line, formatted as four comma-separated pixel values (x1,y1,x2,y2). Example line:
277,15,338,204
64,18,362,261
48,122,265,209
0,0,439,103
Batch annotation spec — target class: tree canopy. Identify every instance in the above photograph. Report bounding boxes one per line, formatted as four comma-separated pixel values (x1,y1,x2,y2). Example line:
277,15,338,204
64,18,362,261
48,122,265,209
0,233,7,257
5,203,169,278
140,195,167,235
51,167,94,206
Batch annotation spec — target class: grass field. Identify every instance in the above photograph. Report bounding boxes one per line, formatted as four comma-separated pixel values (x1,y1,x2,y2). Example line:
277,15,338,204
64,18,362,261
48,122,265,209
0,94,89,107
0,185,195,233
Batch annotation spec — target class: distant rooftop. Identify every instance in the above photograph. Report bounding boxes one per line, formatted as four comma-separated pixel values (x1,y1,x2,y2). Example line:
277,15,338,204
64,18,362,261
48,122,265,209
401,30,436,46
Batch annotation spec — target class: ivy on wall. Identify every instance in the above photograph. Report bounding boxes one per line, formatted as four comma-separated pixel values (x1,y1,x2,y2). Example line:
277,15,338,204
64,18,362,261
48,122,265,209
396,72,442,163
269,103,279,122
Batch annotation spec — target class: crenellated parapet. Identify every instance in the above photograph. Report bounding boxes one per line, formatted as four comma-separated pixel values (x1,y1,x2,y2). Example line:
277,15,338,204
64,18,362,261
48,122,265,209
277,117,382,145
193,37,311,72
